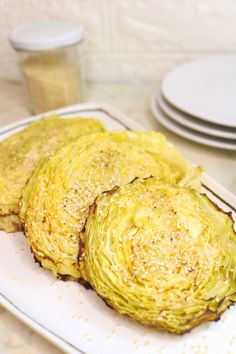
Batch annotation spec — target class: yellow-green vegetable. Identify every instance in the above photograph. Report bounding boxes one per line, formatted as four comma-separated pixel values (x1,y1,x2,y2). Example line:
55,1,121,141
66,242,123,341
0,115,105,232
82,177,236,334
21,131,199,280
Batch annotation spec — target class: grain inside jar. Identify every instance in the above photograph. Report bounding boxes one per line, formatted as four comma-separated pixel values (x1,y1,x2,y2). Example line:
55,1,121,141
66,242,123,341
9,21,84,114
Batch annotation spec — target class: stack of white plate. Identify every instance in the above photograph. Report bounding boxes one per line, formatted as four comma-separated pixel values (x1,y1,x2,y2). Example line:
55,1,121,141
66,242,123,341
151,55,236,150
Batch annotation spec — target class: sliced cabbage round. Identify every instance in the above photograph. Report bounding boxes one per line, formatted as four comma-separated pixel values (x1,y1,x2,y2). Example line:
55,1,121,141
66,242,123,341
0,114,105,232
20,131,199,280
82,177,236,334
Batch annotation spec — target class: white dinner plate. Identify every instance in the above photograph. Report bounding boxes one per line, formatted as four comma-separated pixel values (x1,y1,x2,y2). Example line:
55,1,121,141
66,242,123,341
162,55,236,127
151,94,236,150
157,91,236,140
1,102,236,354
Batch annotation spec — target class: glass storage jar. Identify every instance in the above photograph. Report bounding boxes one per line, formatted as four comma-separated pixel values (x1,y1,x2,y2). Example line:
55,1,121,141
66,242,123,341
9,21,84,114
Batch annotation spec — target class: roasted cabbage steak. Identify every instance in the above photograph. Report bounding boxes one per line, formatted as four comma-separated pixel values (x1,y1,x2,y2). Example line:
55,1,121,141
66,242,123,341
0,115,105,232
82,177,236,334
20,131,199,280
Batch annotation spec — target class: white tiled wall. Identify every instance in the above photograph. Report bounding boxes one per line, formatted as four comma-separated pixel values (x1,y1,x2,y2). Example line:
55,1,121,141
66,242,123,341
1,0,236,83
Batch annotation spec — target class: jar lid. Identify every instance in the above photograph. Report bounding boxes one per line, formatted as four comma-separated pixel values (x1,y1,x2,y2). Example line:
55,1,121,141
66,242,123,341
8,20,84,51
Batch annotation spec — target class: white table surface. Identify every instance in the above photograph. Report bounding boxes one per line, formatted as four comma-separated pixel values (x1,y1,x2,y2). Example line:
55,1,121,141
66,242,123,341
0,79,235,354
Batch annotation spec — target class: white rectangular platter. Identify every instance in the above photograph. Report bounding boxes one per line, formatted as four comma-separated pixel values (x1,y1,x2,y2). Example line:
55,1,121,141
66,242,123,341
0,103,236,354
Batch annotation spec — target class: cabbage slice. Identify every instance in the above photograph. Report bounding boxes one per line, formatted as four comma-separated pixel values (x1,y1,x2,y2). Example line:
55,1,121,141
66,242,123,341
21,131,199,280
82,177,236,334
0,114,105,232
